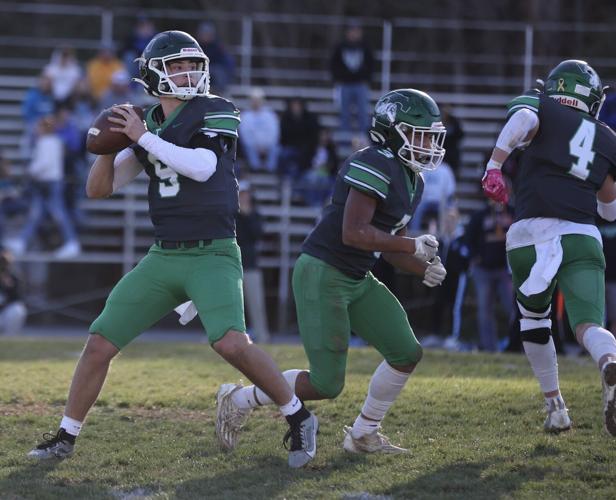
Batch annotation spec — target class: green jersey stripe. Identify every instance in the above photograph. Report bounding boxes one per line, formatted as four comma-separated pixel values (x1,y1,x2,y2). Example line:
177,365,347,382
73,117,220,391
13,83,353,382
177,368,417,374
346,167,389,196
203,113,241,121
506,104,539,118
203,117,240,131
350,160,391,182
200,127,239,137
507,96,539,111
349,162,391,184
343,175,387,199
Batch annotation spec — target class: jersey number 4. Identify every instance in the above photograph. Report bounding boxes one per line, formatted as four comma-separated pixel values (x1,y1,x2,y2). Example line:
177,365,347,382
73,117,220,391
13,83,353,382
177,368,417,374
568,119,595,180
149,153,180,197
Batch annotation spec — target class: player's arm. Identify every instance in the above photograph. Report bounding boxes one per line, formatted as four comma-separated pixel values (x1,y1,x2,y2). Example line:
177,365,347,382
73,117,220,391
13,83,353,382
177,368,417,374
382,228,447,287
482,108,540,203
597,173,616,221
108,106,217,183
86,148,144,199
342,188,438,261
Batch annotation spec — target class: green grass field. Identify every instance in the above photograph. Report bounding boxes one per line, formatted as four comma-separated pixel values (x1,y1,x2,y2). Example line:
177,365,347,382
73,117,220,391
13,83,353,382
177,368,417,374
1,337,615,499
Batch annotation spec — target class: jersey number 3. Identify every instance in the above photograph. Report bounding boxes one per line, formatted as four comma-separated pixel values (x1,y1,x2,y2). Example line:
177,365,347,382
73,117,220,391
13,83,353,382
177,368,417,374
149,153,180,197
568,119,595,180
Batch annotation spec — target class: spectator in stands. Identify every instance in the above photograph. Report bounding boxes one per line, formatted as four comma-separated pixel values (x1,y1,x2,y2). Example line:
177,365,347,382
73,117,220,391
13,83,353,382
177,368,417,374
86,43,126,102
599,90,616,131
21,73,55,154
278,97,320,178
98,69,138,111
5,117,81,258
442,105,465,176
465,199,515,352
410,160,456,231
599,220,616,333
0,249,27,336
55,106,86,225
0,152,25,246
44,47,82,106
122,15,157,82
69,81,98,140
432,208,471,349
196,21,235,97
236,181,270,343
295,128,339,207
239,87,280,173
330,20,374,135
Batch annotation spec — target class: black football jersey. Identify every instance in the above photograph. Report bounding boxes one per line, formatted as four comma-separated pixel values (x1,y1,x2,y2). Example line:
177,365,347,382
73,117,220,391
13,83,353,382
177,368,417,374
507,91,616,224
132,95,241,241
302,146,424,279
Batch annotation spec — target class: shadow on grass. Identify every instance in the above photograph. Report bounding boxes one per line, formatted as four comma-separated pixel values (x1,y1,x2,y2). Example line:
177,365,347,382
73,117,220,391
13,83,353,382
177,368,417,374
0,460,111,500
384,456,551,500
173,450,359,499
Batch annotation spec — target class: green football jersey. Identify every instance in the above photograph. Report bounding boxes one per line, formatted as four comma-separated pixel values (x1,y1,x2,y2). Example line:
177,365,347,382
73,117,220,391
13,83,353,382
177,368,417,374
302,145,423,279
133,95,241,241
507,90,616,224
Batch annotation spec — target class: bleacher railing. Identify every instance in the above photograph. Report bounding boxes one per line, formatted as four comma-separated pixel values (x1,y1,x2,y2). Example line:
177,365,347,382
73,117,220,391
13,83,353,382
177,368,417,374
4,2,616,93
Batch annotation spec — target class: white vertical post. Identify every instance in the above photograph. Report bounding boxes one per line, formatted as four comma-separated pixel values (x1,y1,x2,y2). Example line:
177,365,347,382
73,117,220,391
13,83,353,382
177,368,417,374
381,20,392,93
523,24,534,90
123,191,136,274
277,178,292,333
101,9,113,47
241,16,253,87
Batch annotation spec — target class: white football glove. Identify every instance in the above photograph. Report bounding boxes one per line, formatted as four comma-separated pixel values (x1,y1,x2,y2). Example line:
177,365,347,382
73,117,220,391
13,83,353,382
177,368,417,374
413,234,439,262
423,256,447,287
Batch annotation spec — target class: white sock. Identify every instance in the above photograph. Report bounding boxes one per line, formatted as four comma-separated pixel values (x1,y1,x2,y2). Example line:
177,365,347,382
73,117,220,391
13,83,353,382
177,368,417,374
523,338,560,395
60,415,83,437
231,369,303,410
582,326,616,370
352,361,410,437
279,394,302,417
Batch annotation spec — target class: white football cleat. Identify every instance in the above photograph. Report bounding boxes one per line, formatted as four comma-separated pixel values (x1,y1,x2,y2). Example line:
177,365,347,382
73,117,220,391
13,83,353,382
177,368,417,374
215,383,251,450
342,425,408,454
543,396,572,433
601,361,616,436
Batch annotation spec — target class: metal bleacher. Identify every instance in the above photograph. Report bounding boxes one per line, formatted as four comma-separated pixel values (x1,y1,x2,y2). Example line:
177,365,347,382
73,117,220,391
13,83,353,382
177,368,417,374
0,75,506,272
0,4,535,328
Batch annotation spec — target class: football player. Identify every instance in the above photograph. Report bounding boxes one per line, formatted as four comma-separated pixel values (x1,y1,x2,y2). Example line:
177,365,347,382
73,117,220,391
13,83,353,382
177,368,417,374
27,31,317,468
482,59,616,436
216,89,447,454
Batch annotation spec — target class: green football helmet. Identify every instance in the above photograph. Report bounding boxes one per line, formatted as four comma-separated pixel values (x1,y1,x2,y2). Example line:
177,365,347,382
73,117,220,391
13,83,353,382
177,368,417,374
369,89,446,172
545,59,605,116
134,30,210,100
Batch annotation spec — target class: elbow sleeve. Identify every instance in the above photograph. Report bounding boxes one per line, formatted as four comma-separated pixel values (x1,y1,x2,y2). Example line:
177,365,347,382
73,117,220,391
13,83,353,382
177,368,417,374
138,132,217,183
598,198,616,221
496,108,539,153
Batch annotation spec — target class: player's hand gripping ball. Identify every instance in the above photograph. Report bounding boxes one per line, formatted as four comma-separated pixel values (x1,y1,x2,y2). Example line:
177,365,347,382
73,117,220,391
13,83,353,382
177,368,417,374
86,104,145,155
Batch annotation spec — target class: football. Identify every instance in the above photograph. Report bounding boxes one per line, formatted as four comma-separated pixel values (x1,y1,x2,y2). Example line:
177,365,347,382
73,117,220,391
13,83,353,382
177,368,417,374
86,104,145,155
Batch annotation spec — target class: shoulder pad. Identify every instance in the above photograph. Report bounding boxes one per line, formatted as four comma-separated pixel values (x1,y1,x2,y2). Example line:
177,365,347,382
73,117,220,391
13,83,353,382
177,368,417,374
343,147,394,200
506,89,541,119
199,96,240,138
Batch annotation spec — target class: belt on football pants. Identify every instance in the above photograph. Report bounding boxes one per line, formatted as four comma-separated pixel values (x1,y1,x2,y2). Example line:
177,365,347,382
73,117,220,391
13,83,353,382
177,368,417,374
156,239,213,249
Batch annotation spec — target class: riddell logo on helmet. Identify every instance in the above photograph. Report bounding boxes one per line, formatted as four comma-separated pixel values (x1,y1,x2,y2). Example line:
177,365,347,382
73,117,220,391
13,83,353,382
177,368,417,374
554,96,579,107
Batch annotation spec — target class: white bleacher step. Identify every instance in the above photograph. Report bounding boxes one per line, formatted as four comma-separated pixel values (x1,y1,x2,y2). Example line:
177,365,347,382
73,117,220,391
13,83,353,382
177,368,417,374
12,251,135,264
0,75,39,89
0,89,26,101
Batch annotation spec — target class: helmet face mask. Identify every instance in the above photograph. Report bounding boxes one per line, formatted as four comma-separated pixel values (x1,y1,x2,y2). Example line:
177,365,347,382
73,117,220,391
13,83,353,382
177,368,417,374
394,121,446,172
369,89,446,172
545,59,605,117
135,31,210,100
